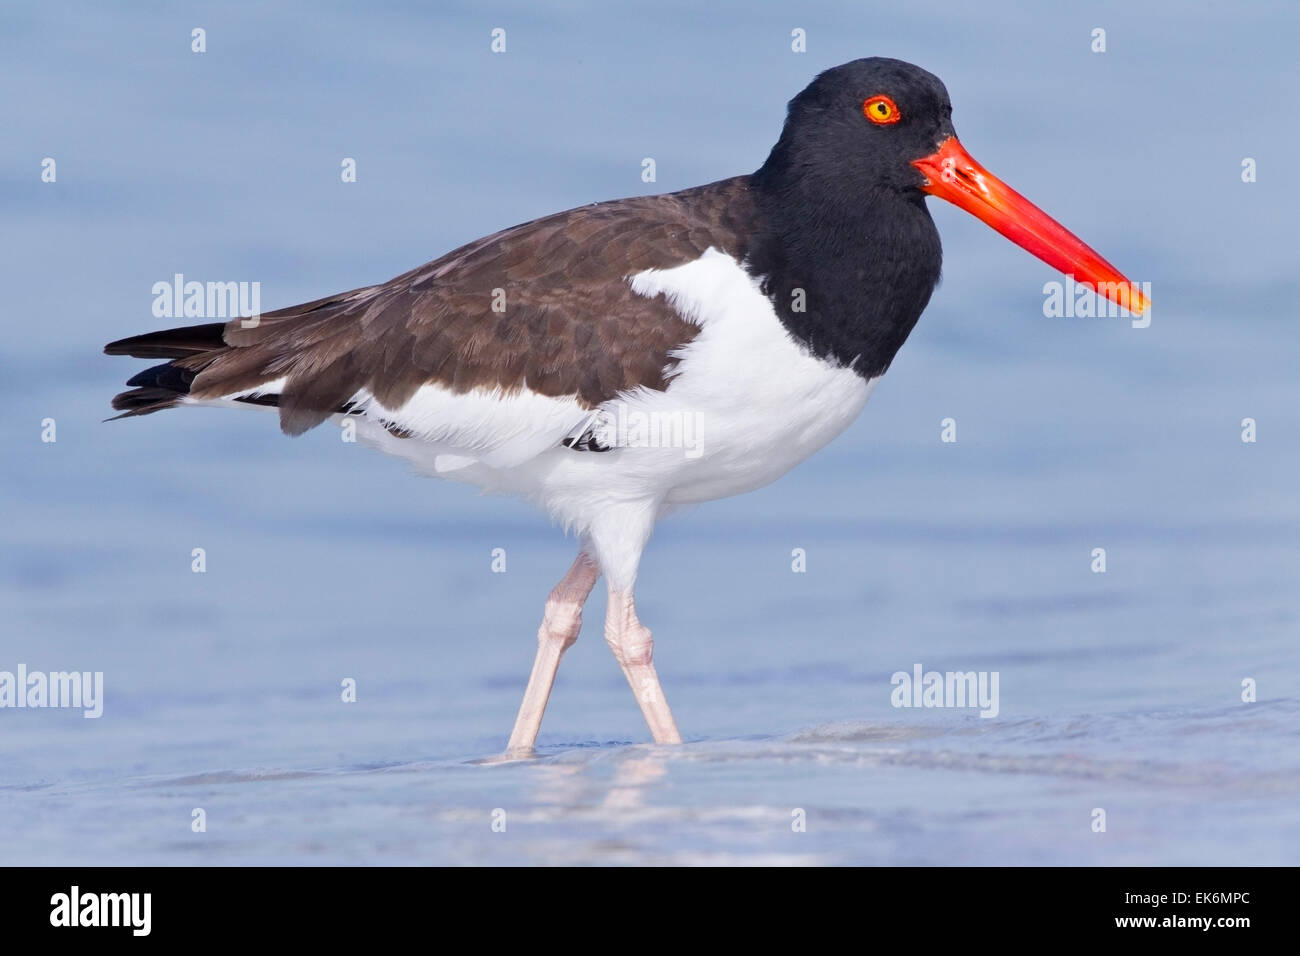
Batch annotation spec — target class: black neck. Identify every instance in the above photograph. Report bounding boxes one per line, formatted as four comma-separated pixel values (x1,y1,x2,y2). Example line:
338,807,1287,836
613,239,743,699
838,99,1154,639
744,165,943,378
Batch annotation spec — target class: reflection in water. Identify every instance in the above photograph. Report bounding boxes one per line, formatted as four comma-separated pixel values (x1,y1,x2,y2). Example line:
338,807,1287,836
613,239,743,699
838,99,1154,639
518,751,670,813
602,755,668,810
526,760,587,809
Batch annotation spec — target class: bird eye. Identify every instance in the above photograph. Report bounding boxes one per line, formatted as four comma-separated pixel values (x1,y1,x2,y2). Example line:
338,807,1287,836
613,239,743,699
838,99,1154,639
863,95,900,125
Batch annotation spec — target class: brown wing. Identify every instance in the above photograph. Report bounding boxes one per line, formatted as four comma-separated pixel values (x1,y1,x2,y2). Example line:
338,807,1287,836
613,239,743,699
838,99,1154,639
107,177,759,436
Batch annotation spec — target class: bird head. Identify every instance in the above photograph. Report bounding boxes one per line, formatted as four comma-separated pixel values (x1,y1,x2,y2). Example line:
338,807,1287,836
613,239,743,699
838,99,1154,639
762,57,1147,316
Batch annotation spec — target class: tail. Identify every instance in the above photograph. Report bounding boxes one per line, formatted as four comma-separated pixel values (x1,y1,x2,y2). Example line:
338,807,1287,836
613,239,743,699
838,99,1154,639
105,280,392,431
104,303,366,427
105,322,279,419
103,322,233,418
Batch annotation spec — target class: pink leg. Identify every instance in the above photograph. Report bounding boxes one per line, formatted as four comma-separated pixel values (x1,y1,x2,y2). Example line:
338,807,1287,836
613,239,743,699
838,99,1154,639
604,588,682,745
505,551,600,756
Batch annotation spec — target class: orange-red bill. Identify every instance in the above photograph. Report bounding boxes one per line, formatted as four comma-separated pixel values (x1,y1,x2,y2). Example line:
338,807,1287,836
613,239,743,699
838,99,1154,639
912,137,1148,315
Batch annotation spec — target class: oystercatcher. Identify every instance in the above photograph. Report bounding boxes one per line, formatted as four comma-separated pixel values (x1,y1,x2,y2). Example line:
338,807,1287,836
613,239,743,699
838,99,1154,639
106,58,1146,753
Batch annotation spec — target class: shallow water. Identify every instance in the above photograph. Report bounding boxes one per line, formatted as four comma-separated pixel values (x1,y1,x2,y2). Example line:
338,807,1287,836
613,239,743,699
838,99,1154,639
2,1,1298,865
8,702,1299,866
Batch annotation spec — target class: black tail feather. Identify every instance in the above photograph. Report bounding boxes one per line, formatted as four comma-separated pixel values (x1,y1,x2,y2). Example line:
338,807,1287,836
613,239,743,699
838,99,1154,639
104,322,227,359
107,386,188,419
125,361,198,391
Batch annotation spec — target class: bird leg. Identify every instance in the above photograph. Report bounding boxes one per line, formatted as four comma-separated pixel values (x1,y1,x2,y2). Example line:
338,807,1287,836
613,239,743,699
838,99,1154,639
504,550,600,756
604,587,682,745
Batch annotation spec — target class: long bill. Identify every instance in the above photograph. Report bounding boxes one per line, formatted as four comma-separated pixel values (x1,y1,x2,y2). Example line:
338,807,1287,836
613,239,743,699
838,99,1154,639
913,137,1148,315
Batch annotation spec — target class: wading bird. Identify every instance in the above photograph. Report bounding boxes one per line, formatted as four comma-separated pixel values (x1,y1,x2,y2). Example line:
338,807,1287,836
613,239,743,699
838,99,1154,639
106,58,1146,754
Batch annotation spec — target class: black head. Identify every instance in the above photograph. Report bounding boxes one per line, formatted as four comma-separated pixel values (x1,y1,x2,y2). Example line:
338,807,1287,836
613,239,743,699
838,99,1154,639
746,57,1147,377
746,59,953,380
755,58,954,198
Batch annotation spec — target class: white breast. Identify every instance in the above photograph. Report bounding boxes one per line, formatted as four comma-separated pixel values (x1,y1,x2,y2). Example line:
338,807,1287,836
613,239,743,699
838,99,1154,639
618,248,877,505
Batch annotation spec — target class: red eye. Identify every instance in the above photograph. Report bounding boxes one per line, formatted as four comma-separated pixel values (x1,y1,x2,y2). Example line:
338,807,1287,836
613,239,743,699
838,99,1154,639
863,95,900,125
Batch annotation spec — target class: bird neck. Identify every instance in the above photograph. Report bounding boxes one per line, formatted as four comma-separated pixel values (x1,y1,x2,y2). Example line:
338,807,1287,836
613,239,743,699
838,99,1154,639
744,167,943,378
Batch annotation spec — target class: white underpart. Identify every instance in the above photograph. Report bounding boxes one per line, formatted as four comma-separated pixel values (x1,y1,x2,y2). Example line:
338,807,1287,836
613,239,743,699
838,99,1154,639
196,249,877,589
348,385,589,472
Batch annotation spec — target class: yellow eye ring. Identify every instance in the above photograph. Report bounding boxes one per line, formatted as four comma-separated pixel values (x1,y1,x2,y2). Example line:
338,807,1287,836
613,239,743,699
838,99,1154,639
863,95,900,125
